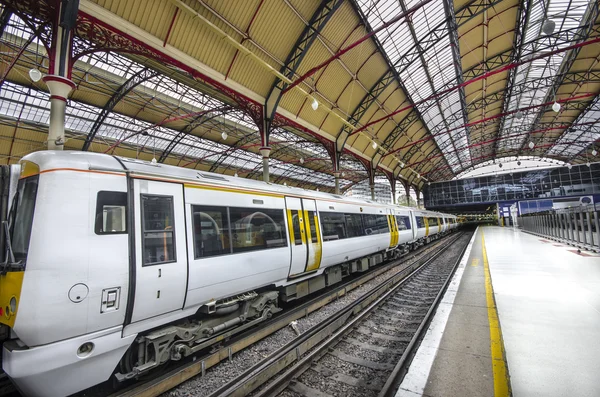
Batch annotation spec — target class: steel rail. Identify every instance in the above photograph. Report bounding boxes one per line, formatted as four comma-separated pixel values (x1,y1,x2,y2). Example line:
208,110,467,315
210,231,467,397
111,233,460,397
378,230,471,397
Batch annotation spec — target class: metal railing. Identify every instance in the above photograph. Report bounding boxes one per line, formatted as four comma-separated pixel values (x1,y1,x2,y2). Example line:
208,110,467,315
518,206,600,252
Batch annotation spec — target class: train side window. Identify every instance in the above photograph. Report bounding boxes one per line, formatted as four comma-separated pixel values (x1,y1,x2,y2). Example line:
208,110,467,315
364,214,389,235
362,214,377,235
229,207,287,253
416,216,425,228
321,212,346,241
375,215,389,234
141,195,176,265
308,211,318,243
345,213,364,237
95,191,127,234
292,211,302,245
396,215,411,230
192,205,231,258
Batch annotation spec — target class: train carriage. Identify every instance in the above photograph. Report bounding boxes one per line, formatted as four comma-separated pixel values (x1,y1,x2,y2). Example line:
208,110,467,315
0,151,457,397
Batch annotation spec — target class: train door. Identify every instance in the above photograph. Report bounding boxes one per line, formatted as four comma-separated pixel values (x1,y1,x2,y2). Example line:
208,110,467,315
387,209,398,247
285,197,322,277
131,179,188,322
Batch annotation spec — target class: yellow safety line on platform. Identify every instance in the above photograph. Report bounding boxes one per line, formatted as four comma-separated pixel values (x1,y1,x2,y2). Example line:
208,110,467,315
482,232,511,397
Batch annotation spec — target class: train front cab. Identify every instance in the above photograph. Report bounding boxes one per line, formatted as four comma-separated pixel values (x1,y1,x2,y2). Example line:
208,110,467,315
1,156,136,397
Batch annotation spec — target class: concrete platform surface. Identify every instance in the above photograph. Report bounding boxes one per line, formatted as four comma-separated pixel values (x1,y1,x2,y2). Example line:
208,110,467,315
397,226,600,397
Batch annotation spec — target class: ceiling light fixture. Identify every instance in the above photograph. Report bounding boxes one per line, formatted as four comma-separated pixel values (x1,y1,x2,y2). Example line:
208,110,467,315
567,163,572,170
299,157,304,164
593,149,598,156
311,97,318,111
372,141,378,150
528,141,535,149
552,102,561,113
515,111,524,119
234,172,238,177
29,68,42,82
221,131,228,140
542,19,555,35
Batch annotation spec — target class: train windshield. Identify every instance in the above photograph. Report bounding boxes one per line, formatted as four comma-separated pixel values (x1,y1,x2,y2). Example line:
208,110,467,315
8,175,39,265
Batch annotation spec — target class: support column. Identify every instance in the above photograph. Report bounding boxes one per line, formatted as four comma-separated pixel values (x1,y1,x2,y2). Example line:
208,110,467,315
44,0,79,150
392,187,396,204
370,184,375,200
44,76,76,150
415,189,421,209
259,146,271,183
333,171,341,195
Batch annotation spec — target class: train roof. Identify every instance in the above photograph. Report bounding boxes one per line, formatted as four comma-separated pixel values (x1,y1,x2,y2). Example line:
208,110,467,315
21,151,386,207
22,151,456,218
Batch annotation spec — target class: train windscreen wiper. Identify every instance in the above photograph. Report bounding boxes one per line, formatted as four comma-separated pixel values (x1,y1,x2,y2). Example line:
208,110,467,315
0,221,22,274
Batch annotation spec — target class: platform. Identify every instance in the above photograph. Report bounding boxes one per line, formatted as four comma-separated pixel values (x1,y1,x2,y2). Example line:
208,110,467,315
397,226,600,397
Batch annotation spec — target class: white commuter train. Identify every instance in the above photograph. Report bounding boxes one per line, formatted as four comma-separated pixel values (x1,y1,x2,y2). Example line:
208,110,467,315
0,151,457,396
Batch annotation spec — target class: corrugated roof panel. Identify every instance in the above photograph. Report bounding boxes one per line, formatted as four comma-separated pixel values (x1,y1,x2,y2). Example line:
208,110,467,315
227,43,279,97
336,80,371,120
317,64,353,108
286,0,316,21
320,2,362,49
356,54,389,89
278,89,309,117
313,110,344,136
203,0,263,33
250,0,308,62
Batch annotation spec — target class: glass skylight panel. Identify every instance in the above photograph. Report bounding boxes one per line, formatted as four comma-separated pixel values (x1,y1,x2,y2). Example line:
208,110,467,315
549,98,600,157
500,0,591,153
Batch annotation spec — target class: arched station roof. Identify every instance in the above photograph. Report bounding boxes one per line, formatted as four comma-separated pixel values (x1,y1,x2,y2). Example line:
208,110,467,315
0,0,598,193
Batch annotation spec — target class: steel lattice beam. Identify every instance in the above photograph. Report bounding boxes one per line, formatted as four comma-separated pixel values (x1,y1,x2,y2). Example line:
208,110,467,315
0,7,12,38
396,0,465,170
443,0,471,157
518,1,600,155
492,0,532,158
263,0,342,144
463,22,600,81
344,2,449,180
558,95,600,160
336,0,503,177
467,70,600,113
81,67,159,151
157,106,231,163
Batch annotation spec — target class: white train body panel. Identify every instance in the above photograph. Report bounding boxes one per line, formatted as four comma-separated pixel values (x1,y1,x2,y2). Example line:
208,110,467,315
0,151,457,397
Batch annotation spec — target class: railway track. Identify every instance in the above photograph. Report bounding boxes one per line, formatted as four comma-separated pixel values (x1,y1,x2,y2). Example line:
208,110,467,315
110,230,468,397
206,230,472,397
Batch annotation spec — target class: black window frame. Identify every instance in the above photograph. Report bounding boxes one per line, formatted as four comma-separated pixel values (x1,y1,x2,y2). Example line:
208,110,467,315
307,211,318,243
141,194,177,266
396,215,411,230
191,204,232,259
94,191,128,235
291,210,303,246
229,206,288,254
320,211,347,241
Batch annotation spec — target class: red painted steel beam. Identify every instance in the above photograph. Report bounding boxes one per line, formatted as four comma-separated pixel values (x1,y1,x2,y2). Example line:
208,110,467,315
406,122,598,168
352,36,600,137
281,0,434,95
102,108,225,153
383,92,595,159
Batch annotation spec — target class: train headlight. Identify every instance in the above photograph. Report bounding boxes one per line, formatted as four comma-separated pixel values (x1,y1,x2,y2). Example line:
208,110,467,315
9,297,16,314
